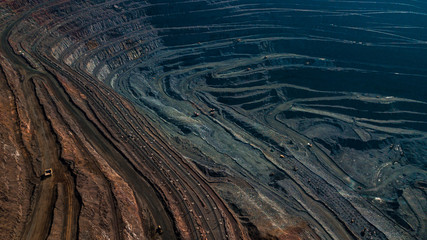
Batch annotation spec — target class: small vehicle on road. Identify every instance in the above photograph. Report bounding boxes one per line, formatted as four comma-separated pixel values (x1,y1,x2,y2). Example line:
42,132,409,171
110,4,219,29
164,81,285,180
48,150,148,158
156,225,163,235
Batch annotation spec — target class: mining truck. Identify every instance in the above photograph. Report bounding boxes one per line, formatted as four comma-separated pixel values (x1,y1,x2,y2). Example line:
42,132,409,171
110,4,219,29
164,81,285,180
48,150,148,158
44,168,53,177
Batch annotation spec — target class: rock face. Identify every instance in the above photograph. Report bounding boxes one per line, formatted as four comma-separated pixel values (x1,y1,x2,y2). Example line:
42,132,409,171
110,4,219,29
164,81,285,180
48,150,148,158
1,1,426,240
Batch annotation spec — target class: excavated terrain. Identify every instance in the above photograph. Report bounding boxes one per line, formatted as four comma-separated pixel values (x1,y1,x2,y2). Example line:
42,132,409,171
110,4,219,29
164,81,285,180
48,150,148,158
1,0,426,240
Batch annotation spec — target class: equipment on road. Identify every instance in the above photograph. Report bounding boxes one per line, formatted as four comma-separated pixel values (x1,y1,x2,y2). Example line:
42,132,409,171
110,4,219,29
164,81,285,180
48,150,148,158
44,168,53,177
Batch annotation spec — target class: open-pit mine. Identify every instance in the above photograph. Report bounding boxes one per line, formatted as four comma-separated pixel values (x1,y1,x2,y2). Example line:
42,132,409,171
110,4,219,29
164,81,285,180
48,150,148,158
0,0,426,239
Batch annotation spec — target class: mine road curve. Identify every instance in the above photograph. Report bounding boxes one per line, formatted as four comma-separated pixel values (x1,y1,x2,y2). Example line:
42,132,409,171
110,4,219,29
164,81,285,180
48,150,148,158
2,5,245,240
1,9,80,240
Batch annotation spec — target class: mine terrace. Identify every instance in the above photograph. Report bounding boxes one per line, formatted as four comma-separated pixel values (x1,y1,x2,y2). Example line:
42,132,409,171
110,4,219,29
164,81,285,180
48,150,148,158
0,1,426,240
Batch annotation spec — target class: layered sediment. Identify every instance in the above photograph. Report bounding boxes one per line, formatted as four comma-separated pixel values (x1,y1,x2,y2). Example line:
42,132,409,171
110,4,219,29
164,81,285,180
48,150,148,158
1,0,426,240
